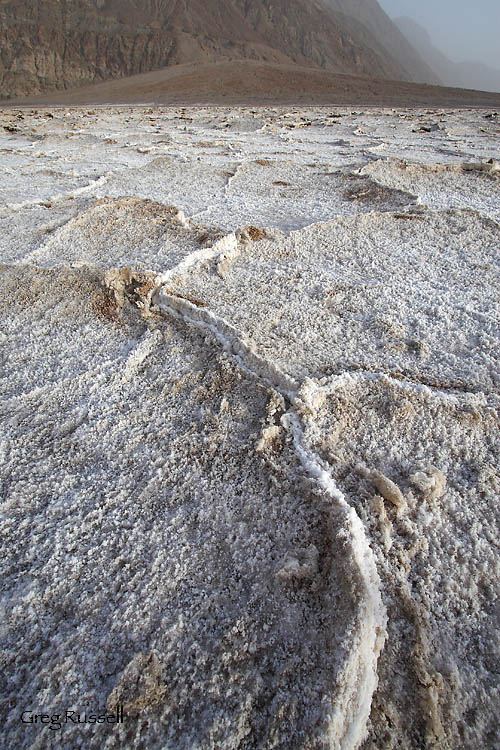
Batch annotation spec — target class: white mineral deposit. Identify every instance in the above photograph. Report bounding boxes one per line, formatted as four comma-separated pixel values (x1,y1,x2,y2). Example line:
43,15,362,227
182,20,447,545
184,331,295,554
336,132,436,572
0,106,499,749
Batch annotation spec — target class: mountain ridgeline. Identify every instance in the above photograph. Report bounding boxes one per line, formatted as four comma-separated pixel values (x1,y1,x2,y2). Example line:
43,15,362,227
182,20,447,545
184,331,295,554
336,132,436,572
395,16,500,94
0,0,442,100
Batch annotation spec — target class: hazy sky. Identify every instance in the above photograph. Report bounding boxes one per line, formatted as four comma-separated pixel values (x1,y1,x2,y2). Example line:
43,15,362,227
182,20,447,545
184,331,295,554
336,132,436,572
378,0,500,70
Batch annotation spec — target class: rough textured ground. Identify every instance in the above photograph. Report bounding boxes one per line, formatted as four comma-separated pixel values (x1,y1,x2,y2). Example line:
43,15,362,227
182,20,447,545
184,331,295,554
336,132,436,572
0,106,499,749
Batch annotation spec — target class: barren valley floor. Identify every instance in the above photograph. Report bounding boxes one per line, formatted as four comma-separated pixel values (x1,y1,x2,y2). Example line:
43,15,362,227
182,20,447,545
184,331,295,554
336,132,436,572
0,106,499,749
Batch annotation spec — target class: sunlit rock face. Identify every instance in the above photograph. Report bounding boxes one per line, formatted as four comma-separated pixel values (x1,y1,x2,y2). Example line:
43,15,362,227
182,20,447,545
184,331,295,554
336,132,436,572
0,106,499,749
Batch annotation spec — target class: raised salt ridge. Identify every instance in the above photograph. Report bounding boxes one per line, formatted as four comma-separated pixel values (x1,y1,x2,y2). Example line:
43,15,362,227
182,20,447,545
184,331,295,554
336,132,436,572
0,106,499,749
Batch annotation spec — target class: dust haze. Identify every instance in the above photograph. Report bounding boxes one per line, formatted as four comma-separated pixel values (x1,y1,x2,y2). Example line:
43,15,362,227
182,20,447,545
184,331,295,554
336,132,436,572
379,0,500,92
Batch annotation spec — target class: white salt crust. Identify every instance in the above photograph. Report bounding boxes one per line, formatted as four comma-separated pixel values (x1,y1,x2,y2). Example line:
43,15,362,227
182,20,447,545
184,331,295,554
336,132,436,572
0,106,499,749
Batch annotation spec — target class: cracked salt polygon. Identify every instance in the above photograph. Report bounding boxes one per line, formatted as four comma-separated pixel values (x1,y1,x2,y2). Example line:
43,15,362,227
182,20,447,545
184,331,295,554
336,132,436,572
1,105,499,750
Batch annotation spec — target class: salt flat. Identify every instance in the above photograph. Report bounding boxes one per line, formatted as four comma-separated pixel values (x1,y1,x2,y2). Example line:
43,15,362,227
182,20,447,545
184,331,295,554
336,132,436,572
0,106,499,749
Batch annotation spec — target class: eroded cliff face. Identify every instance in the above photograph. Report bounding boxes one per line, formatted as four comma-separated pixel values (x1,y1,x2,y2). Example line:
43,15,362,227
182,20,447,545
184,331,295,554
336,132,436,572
0,27,177,98
0,0,178,98
0,0,415,100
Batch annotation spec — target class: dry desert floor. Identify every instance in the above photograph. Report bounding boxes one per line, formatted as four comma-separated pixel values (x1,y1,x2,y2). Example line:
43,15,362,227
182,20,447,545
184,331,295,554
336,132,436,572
0,105,499,749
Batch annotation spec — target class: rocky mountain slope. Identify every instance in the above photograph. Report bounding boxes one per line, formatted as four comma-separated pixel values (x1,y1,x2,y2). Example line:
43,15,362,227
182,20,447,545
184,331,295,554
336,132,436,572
0,0,437,100
323,0,440,84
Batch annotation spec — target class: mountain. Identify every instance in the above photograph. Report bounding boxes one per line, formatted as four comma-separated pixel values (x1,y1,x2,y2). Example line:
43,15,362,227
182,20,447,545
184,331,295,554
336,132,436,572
395,16,500,94
322,0,441,84
0,0,437,100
